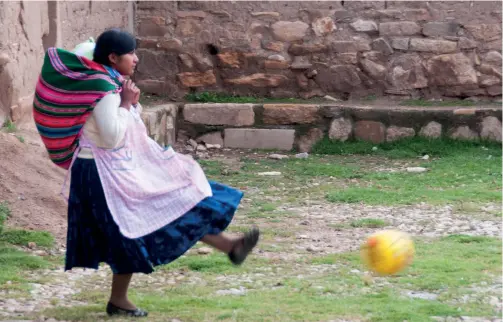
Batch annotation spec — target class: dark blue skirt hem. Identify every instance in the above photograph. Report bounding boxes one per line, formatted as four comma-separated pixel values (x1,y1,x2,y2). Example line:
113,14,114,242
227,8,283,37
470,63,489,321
65,158,242,275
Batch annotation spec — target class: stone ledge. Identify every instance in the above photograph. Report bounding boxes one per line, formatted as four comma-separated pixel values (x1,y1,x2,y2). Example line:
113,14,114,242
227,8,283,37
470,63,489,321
142,102,502,151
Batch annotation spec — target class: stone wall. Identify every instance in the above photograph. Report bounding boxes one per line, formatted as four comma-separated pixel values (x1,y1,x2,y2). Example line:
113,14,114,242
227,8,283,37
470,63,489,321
134,1,502,102
0,1,132,127
141,103,502,152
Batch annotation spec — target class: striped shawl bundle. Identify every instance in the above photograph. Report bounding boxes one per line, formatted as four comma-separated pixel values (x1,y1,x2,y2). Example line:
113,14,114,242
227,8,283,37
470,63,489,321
33,47,122,169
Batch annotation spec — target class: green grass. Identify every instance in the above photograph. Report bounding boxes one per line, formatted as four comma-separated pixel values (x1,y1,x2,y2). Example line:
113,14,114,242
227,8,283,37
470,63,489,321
0,229,55,248
312,136,502,158
325,148,501,205
0,201,10,234
184,91,326,104
42,234,501,322
0,243,51,287
399,98,500,107
2,119,17,133
0,202,55,291
198,138,501,207
312,137,502,206
350,218,388,228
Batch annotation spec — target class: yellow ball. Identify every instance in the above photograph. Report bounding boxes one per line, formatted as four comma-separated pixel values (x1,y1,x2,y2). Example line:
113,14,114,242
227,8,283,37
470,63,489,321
360,230,415,276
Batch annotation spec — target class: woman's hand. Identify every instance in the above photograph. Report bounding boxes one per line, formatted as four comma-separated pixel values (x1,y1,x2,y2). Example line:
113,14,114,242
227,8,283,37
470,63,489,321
120,79,140,109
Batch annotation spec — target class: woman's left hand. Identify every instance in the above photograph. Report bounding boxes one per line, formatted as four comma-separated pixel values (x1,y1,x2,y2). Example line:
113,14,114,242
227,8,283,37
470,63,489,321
132,88,141,105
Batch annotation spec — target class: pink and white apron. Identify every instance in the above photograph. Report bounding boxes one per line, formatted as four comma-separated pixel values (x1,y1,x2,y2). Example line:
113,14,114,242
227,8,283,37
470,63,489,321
63,107,212,239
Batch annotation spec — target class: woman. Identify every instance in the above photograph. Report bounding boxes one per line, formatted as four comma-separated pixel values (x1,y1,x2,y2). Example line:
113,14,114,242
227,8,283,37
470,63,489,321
55,29,259,317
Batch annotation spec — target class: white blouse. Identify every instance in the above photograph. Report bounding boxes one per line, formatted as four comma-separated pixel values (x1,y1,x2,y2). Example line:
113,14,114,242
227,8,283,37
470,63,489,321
78,93,142,158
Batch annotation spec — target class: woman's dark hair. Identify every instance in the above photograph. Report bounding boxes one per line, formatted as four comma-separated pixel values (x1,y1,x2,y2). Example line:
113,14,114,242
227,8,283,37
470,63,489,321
93,28,136,65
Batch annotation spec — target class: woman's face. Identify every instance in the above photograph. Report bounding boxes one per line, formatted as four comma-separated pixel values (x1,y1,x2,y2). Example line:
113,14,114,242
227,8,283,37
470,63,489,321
109,51,138,76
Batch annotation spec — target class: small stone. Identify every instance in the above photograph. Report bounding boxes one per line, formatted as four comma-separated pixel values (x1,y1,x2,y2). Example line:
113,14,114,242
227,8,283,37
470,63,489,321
158,38,183,52
290,56,312,70
218,52,241,68
197,131,224,146
406,167,428,173
225,73,288,87
196,145,207,151
288,43,327,56
422,22,460,37
391,37,410,50
449,126,479,141
177,70,217,87
406,291,438,300
258,171,282,176
28,242,37,249
419,121,442,138
205,143,221,149
372,38,394,55
312,17,336,37
360,58,386,79
483,51,502,66
269,154,289,160
268,54,286,61
295,152,309,159
188,139,198,149
262,40,284,52
297,128,324,153
386,126,415,142
480,116,502,142
329,118,352,142
421,155,430,160
324,95,341,102
410,38,457,53
379,22,421,36
251,11,280,18
271,21,309,42
197,247,213,255
264,60,289,69
458,37,478,49
464,24,502,42
306,246,320,252
216,287,247,296
34,250,48,256
350,19,378,33
354,121,386,144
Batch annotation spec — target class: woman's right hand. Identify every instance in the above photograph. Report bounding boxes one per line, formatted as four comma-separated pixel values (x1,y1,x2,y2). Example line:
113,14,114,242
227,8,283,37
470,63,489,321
120,79,140,109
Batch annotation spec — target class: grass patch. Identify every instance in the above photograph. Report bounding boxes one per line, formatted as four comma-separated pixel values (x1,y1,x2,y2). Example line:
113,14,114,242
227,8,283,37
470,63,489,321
0,243,51,286
184,91,328,104
312,136,501,159
312,234,501,292
0,229,54,248
160,252,268,275
0,201,10,233
41,234,500,322
2,119,17,133
322,138,501,205
44,280,473,322
399,99,478,107
350,218,388,228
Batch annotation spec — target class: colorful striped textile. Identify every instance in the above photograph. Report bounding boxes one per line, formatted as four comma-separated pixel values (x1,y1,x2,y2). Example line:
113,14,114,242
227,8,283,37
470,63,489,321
33,47,122,169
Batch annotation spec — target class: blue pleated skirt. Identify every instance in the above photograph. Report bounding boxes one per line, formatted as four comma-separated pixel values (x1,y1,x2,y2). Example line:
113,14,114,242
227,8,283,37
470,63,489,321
65,158,243,274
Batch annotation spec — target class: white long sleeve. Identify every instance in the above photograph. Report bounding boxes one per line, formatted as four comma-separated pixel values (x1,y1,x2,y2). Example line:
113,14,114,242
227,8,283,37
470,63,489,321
78,93,131,158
